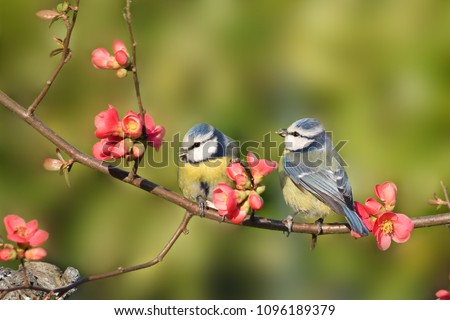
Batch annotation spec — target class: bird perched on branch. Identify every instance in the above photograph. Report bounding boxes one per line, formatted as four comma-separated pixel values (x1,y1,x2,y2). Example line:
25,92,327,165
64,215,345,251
277,118,369,247
178,123,240,215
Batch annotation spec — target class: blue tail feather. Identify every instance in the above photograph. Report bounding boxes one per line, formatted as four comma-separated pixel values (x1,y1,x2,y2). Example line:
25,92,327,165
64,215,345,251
343,206,369,236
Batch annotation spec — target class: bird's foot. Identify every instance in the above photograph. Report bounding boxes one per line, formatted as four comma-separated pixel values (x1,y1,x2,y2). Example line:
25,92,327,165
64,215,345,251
282,215,294,237
310,218,324,250
196,196,207,217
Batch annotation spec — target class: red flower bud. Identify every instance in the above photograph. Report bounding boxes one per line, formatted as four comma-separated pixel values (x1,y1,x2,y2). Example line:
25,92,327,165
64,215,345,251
375,181,397,211
24,247,47,261
248,191,264,210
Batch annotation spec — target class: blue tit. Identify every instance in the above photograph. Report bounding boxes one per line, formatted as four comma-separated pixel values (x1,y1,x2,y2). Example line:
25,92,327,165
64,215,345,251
276,118,369,239
178,123,240,215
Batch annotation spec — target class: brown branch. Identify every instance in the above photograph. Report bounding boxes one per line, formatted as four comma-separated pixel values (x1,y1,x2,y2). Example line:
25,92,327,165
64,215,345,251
1,89,450,236
27,1,80,115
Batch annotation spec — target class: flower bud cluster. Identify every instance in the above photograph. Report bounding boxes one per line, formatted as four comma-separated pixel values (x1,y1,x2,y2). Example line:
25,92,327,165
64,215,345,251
212,152,277,224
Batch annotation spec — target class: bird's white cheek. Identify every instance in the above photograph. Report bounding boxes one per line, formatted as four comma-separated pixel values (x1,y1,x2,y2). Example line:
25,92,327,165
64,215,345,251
207,145,217,157
284,136,312,150
191,148,205,162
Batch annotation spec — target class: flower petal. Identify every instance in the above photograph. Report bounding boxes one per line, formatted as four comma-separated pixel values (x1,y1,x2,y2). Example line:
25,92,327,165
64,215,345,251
391,214,414,243
3,215,26,235
29,229,49,247
376,231,392,251
94,105,121,138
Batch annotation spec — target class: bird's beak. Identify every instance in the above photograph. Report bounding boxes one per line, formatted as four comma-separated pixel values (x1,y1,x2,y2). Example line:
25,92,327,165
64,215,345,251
276,128,287,137
178,148,187,161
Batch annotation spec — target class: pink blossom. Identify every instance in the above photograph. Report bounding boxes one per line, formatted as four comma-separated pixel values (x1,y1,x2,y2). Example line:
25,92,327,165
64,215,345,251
246,152,277,185
354,202,375,231
375,181,397,210
122,110,143,138
226,162,251,190
226,205,248,224
24,247,47,261
4,215,49,247
248,191,264,210
92,136,127,160
435,289,450,300
91,48,120,70
212,184,239,217
372,212,414,251
94,105,121,139
144,114,165,151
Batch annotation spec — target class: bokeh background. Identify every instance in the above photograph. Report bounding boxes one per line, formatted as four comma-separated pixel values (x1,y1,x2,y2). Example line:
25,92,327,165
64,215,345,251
0,0,449,299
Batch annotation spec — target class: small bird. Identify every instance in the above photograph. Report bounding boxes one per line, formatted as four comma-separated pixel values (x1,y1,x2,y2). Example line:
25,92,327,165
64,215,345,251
178,123,240,215
277,118,369,244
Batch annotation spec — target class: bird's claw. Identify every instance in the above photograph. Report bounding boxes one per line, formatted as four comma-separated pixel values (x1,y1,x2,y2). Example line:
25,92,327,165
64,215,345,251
315,218,324,235
283,215,294,237
196,196,207,217
310,218,324,250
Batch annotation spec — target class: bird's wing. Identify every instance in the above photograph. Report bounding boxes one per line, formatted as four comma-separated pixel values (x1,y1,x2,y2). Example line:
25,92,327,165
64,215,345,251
283,151,351,216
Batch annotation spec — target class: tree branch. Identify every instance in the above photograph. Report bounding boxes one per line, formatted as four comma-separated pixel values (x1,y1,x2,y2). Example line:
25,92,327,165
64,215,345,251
1,89,449,236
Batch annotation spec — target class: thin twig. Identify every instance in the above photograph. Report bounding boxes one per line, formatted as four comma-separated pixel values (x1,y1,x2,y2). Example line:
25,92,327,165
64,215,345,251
27,1,80,115
124,0,146,178
54,211,193,297
440,181,450,210
124,0,146,129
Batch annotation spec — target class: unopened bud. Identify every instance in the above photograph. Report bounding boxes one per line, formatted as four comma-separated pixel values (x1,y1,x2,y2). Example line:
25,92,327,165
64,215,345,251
116,68,128,79
36,9,60,20
115,50,130,67
132,142,146,159
43,158,64,171
255,184,266,194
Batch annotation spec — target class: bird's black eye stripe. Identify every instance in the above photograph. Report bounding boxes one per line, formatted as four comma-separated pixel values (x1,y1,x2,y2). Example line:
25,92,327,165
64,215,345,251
289,131,311,139
188,141,202,151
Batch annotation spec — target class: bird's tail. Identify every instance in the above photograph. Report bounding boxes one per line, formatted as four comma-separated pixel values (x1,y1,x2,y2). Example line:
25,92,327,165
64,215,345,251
343,206,369,236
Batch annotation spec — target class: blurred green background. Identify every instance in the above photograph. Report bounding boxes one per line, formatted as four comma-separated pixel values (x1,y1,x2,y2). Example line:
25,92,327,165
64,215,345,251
0,0,449,299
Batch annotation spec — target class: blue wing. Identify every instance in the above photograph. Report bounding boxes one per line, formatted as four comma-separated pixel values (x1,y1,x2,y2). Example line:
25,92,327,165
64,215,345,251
283,151,368,236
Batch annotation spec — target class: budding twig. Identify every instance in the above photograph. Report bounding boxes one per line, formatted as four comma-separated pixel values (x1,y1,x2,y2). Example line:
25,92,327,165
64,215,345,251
27,0,80,115
124,0,147,178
